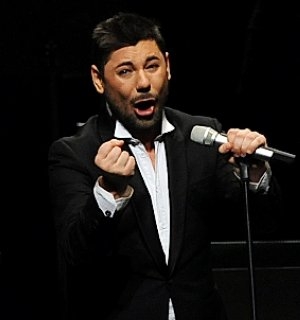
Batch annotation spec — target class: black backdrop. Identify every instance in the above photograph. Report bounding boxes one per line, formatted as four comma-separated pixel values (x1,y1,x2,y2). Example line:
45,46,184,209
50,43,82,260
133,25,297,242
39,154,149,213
1,1,299,319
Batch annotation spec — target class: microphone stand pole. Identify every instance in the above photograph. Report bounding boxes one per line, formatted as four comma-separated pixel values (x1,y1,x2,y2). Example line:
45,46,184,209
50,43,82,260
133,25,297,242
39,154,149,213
238,159,258,320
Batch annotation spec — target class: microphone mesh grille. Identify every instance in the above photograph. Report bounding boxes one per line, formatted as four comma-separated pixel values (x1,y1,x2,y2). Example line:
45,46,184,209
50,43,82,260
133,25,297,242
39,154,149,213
190,126,210,144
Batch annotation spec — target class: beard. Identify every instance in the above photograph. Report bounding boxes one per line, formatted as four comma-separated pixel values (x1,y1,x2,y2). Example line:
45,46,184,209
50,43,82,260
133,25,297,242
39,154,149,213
106,80,169,138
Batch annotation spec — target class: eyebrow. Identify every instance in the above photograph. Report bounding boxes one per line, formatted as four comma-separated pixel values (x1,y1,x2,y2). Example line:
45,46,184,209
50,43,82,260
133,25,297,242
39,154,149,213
115,54,161,69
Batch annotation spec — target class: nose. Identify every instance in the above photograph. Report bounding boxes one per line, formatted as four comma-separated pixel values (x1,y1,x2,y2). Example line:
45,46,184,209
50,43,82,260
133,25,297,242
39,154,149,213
136,70,151,92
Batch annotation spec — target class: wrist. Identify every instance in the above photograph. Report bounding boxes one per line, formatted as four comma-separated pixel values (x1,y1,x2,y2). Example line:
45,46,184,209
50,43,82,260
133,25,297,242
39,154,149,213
98,176,130,198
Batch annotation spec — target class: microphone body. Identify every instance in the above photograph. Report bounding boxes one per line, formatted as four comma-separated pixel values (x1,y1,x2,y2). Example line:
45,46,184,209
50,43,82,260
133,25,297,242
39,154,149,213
190,125,296,164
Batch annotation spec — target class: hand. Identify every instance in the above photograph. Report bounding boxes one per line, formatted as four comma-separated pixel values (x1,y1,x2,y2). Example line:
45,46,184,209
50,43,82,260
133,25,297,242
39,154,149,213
218,128,267,157
218,128,268,182
94,139,136,194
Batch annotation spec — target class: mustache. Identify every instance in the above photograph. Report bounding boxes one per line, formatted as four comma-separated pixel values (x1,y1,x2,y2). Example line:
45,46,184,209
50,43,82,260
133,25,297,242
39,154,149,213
131,94,157,104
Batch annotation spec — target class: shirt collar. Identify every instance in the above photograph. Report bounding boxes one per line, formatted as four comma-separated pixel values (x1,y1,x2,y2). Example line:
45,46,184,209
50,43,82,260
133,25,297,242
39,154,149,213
113,110,175,141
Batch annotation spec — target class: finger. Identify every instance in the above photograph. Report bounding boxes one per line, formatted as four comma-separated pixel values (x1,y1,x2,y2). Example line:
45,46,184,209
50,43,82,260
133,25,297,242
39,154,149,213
218,142,232,154
99,139,124,156
228,128,250,150
116,152,136,175
95,139,124,164
123,155,136,176
227,129,258,156
235,131,266,155
246,133,266,154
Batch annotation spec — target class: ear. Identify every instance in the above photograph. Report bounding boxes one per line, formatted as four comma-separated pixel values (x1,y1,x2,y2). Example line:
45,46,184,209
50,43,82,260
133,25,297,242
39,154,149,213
165,52,171,80
91,64,104,94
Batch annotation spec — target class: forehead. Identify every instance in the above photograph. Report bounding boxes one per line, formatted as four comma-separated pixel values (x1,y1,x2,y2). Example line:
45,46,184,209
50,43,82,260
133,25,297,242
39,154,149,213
108,40,164,65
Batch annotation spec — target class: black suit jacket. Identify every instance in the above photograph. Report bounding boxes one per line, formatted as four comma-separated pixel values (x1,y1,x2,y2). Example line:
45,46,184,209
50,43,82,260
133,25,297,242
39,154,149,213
48,107,281,320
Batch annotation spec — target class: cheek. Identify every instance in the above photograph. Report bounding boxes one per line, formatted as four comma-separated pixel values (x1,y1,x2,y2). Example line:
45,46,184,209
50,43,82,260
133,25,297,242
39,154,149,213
155,76,169,95
105,83,133,106
108,76,135,94
156,69,170,85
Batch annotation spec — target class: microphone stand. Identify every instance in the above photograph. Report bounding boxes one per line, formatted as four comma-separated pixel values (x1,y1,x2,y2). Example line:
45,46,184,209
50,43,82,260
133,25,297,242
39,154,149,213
238,158,258,320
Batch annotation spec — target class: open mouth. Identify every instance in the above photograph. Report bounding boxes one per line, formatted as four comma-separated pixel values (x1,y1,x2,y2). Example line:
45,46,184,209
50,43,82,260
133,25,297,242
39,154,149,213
134,99,156,117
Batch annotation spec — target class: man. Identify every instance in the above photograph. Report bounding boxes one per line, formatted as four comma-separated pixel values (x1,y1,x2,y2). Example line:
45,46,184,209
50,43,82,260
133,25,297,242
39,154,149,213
48,12,281,320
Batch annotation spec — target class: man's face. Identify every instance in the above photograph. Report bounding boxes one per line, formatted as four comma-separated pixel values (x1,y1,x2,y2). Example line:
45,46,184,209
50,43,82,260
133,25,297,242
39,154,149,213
100,40,171,134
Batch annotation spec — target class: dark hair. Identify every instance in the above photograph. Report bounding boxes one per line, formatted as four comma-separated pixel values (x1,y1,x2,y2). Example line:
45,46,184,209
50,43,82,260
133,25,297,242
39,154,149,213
91,12,167,75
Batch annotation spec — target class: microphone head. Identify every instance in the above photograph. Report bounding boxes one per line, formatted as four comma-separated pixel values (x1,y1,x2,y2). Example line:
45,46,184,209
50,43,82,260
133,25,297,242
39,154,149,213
190,126,218,146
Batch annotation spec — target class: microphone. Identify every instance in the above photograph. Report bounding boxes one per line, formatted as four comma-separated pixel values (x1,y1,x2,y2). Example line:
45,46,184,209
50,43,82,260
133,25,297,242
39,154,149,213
190,125,296,164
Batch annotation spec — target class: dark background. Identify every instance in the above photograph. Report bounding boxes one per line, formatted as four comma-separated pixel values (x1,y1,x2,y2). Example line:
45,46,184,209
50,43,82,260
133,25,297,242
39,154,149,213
1,1,299,319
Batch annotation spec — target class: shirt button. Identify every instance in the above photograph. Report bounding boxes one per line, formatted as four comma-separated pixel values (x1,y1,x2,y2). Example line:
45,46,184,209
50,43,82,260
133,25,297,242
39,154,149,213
105,210,112,217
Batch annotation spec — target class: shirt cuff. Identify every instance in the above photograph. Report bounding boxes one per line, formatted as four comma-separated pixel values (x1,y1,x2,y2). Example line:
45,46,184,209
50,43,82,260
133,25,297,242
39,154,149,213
93,179,134,218
248,163,272,193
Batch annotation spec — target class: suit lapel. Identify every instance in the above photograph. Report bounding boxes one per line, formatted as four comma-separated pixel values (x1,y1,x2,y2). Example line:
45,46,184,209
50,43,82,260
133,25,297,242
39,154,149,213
165,129,187,275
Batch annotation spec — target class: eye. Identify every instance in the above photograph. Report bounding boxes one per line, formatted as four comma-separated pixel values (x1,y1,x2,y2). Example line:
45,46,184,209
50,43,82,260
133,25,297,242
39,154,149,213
117,68,132,76
146,63,159,71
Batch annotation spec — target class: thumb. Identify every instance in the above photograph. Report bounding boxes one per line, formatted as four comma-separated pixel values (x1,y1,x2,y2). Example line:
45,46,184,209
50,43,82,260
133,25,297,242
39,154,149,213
218,142,231,154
